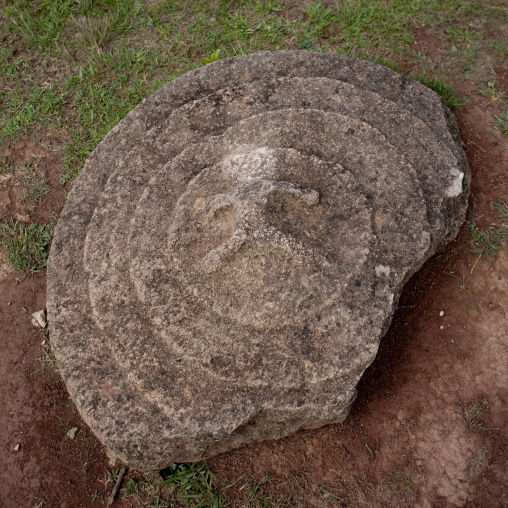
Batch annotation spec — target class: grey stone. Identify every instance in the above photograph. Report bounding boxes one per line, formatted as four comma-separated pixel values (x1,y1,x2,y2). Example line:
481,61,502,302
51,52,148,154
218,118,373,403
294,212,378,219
47,51,470,470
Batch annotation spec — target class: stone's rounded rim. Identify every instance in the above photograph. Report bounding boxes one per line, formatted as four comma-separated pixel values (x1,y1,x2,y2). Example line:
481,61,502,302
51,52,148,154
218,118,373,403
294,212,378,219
47,51,470,470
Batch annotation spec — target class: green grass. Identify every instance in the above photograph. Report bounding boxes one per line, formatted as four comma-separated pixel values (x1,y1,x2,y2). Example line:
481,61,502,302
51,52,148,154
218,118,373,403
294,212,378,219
0,218,56,273
491,198,507,217
460,397,489,429
117,462,227,507
0,0,507,504
412,75,465,107
477,81,508,105
494,111,508,137
17,159,52,208
1,0,506,186
113,464,294,507
470,225,507,259
470,200,508,259
121,477,142,500
34,342,59,374
0,156,15,176
476,81,508,137
158,462,225,507
246,476,274,508
385,469,412,490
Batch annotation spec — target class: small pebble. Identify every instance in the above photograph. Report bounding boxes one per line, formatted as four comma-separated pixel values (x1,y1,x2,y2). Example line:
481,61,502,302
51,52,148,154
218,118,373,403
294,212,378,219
440,325,444,330
439,311,444,316
32,309,47,328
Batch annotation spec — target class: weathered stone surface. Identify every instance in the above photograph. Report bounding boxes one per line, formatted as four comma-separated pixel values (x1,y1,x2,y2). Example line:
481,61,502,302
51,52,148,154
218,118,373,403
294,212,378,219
47,51,470,470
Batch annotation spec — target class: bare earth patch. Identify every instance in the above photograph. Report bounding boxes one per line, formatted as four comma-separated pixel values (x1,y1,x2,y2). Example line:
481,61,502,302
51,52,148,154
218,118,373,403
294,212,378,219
1,87,507,508
0,131,67,226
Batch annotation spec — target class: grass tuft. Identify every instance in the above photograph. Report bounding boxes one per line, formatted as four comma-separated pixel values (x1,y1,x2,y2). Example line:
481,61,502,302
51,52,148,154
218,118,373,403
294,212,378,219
491,198,507,217
158,462,225,507
470,224,507,259
34,342,59,374
470,199,508,259
121,477,141,499
0,218,56,273
477,81,507,105
372,57,402,73
0,157,16,176
412,75,465,107
494,111,508,137
460,398,489,429
18,159,52,208
245,475,274,507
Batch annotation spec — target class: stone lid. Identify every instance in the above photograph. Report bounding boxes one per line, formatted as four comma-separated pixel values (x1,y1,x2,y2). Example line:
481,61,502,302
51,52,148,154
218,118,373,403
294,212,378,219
47,51,469,470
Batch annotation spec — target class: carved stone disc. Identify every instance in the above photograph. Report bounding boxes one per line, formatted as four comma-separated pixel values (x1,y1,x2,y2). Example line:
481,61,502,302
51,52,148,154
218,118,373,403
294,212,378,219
47,51,470,470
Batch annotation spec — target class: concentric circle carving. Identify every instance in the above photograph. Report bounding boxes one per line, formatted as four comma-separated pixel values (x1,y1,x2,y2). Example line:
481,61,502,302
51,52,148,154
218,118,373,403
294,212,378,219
47,51,469,470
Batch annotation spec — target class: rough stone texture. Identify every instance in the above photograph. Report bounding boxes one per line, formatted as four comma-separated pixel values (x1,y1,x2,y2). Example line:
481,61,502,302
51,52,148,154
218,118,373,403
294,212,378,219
47,51,470,470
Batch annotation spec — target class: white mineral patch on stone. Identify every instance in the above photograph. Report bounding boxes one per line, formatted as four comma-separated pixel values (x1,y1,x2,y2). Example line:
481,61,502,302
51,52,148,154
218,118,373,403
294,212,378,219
224,147,276,182
375,265,391,277
448,169,464,197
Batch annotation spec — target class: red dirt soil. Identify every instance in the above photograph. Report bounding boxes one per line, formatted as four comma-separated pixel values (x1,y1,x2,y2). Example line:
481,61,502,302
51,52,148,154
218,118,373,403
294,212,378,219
1,89,507,507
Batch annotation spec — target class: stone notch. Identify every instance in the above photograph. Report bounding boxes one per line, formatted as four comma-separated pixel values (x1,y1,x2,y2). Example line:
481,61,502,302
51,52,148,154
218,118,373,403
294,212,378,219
47,51,470,470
